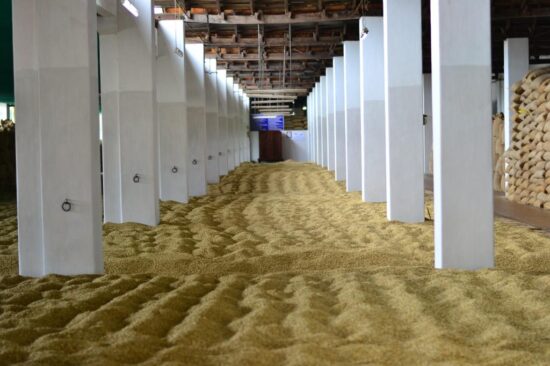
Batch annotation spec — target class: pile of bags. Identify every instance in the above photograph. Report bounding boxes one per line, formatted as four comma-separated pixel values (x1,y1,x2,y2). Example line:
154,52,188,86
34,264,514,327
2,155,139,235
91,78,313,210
505,67,550,209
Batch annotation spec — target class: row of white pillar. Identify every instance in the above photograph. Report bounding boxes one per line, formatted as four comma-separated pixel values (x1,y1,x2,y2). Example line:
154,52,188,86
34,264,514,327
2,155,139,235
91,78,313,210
309,1,498,270
13,0,251,276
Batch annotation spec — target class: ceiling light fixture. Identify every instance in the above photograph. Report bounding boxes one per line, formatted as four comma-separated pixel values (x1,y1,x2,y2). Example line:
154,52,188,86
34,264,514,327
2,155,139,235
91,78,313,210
121,0,139,17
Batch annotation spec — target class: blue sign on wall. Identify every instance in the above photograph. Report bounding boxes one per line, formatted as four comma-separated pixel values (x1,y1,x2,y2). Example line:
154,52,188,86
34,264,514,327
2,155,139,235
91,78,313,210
252,115,285,131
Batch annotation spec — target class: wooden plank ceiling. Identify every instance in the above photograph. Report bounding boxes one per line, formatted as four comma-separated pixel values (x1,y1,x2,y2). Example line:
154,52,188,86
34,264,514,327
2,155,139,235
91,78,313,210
153,0,550,97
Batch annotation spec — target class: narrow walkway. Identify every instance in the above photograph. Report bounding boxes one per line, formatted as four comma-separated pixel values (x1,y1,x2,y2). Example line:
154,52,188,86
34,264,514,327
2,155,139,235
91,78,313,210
425,174,550,231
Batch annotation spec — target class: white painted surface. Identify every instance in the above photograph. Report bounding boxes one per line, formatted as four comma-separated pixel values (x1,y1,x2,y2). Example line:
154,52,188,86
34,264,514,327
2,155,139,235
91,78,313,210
241,93,247,163
250,131,260,162
14,0,102,276
217,69,229,176
344,41,362,192
310,94,316,163
243,95,251,162
431,0,494,269
282,131,310,162
423,74,433,174
333,57,346,181
320,76,328,168
326,68,335,171
100,0,159,226
205,58,220,184
496,78,504,113
233,85,241,167
313,89,318,164
96,0,116,16
360,17,386,202
185,43,207,197
226,77,236,171
383,0,425,223
156,20,188,203
504,38,529,150
307,94,313,161
314,84,321,165
491,80,499,113
236,89,244,165
310,91,316,163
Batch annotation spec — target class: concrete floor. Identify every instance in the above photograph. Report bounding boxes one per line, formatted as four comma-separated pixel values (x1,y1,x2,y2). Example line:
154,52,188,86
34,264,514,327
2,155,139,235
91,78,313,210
425,174,550,231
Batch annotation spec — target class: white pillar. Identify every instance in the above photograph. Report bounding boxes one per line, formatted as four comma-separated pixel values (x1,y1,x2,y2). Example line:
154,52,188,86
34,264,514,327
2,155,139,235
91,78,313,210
423,74,433,174
185,43,207,197
316,82,323,166
205,59,220,184
248,131,258,164
307,94,313,161
233,87,240,167
310,93,316,163
320,76,328,168
232,85,241,167
13,0,102,276
431,0,494,269
238,88,244,165
243,95,251,162
226,77,236,171
326,68,335,172
496,77,505,113
314,87,319,164
344,41,362,192
234,87,239,166
504,38,529,150
384,0,425,223
491,80,499,115
313,85,319,165
360,17,386,202
310,91,316,163
156,20,188,203
100,0,159,226
217,69,229,176
333,57,346,181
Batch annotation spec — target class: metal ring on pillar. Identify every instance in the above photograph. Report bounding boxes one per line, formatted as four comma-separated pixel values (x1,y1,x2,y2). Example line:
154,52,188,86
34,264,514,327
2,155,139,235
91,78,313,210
133,174,140,183
61,199,72,212
208,155,213,160
192,159,198,165
172,166,178,174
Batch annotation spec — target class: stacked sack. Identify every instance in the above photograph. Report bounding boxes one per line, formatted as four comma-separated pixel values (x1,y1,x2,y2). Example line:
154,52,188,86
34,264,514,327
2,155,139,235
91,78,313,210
505,67,550,209
285,109,308,130
493,113,505,192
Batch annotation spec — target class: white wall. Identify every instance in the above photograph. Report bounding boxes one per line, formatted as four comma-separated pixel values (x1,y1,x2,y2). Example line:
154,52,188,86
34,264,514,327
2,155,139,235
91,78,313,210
250,131,260,162
282,130,309,162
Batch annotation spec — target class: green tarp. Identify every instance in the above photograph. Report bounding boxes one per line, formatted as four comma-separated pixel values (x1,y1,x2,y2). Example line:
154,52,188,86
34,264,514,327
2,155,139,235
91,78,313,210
0,0,13,104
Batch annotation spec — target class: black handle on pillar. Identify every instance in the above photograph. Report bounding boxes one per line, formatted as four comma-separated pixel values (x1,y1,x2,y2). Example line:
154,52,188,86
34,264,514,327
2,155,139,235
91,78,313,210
61,199,72,212
172,166,178,174
133,174,140,183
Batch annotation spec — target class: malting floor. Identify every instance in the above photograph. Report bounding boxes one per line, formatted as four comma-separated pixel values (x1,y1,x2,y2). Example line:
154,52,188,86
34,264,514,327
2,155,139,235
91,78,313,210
0,162,550,365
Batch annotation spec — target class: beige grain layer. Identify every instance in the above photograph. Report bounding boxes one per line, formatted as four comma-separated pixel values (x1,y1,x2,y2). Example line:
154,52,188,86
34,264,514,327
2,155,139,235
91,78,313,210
0,162,549,365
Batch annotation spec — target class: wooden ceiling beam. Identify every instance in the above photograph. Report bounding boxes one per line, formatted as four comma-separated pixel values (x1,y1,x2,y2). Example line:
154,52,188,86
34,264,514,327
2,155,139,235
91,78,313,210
185,36,344,48
156,12,359,24
208,51,339,61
